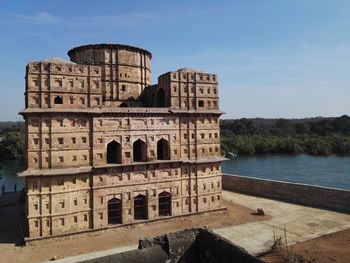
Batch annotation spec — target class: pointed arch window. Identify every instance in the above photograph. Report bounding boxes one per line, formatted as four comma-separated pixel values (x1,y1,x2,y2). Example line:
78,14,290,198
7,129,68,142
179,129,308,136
157,138,170,160
134,194,147,220
133,139,147,162
108,198,122,224
158,191,171,216
54,96,63,104
107,140,122,164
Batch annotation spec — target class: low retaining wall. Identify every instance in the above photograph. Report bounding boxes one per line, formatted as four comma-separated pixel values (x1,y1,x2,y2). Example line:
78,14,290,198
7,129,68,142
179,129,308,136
223,174,350,214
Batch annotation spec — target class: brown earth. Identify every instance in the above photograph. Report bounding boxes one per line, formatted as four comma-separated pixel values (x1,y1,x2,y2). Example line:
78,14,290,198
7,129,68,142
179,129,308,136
0,197,269,263
260,228,350,263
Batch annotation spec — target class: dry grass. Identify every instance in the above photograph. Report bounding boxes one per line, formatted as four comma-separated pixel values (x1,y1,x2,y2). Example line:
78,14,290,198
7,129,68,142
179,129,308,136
264,227,309,263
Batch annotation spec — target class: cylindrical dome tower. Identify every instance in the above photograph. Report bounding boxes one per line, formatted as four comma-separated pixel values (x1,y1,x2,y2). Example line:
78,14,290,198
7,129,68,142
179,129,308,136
68,44,152,104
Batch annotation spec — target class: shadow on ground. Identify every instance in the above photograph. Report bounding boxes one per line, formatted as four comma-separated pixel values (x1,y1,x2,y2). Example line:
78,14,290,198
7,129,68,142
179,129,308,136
0,192,28,246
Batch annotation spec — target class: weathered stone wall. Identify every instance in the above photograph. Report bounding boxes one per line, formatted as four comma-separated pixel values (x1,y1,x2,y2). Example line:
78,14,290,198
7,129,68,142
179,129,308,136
26,61,102,109
26,172,91,237
223,174,350,213
25,113,221,169
26,114,91,169
24,162,222,238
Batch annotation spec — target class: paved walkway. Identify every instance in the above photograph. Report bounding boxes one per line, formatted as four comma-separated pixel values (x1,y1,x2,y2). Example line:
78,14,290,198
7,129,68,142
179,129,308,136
51,191,350,262
213,191,350,255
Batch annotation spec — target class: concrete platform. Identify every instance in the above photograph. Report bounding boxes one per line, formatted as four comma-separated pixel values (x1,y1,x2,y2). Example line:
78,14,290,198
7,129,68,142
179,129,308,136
213,191,350,255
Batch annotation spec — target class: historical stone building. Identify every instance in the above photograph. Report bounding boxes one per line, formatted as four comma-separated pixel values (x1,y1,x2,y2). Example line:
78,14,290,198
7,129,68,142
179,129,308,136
19,44,224,240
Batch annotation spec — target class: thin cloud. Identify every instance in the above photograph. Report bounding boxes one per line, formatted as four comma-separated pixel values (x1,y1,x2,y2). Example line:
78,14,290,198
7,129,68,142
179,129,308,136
15,12,59,24
13,11,169,27
67,12,170,27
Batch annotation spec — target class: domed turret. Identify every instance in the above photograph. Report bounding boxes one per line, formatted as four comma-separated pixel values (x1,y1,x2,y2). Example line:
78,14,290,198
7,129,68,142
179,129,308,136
68,44,152,104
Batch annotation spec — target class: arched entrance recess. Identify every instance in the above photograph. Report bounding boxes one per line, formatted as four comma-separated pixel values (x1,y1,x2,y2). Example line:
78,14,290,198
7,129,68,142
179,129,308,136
108,198,122,224
134,194,147,220
157,138,170,160
158,191,171,216
107,140,122,164
133,139,147,162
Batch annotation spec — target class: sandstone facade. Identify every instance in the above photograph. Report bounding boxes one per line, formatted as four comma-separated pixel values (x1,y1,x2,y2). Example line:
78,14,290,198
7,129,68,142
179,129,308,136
19,44,224,240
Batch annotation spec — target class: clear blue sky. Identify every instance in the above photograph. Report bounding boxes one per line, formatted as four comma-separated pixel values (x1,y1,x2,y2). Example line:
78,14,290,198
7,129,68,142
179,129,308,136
0,0,349,121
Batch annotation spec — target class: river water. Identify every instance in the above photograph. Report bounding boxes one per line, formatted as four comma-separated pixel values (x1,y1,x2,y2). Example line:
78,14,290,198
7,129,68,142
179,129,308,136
0,159,25,192
222,154,350,190
1,154,349,191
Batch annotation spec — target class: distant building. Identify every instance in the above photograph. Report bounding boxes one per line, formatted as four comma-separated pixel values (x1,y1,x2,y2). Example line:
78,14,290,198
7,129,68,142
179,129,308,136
19,44,224,240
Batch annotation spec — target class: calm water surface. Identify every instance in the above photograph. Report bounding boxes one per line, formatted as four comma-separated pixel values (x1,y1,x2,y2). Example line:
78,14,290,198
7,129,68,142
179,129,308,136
0,159,25,192
222,154,350,190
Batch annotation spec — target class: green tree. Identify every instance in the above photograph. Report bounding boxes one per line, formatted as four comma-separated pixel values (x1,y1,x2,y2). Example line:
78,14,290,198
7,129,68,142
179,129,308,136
0,132,25,160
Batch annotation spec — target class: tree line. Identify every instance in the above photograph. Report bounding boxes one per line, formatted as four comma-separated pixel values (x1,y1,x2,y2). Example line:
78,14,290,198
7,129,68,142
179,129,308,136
0,116,349,161
221,115,350,156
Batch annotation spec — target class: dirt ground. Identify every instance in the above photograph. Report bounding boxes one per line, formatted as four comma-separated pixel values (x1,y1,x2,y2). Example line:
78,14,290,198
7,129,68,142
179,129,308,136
260,228,350,263
0,198,269,263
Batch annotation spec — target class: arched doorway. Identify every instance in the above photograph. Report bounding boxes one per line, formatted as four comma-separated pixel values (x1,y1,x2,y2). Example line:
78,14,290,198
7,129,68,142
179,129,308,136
120,102,128,107
54,96,63,104
134,194,147,220
155,88,165,107
157,138,170,160
108,198,122,224
158,192,171,216
133,139,147,162
107,140,121,164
